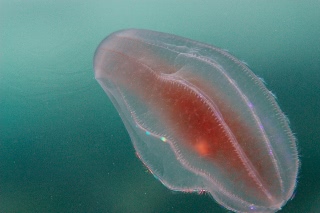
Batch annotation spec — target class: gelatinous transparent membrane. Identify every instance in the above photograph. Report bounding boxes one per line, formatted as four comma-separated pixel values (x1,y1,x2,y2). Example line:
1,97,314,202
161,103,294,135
94,29,299,213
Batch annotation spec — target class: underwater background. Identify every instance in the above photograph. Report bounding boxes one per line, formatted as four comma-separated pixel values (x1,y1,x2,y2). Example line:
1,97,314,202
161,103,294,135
1,1,320,212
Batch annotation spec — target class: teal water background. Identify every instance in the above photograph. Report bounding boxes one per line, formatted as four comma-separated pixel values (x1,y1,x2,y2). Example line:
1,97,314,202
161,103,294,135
1,1,320,212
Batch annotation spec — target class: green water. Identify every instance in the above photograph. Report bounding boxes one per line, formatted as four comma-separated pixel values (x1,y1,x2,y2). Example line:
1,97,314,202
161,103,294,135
1,1,320,212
